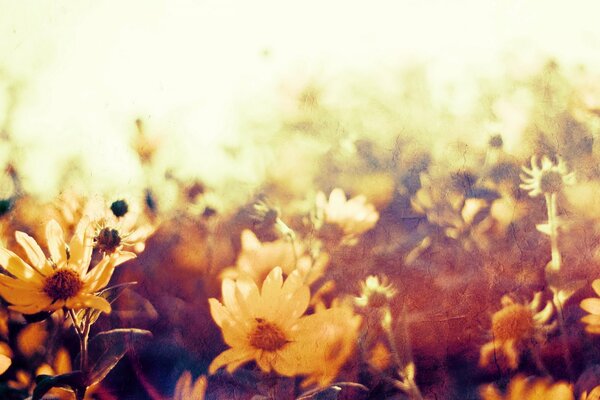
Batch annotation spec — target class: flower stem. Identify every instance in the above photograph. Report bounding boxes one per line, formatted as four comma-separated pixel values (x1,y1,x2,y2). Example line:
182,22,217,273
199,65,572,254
545,193,561,271
381,305,423,400
68,309,90,398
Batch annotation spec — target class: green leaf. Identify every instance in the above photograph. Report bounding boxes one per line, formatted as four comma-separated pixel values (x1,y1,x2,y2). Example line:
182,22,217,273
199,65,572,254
32,372,85,400
85,328,152,386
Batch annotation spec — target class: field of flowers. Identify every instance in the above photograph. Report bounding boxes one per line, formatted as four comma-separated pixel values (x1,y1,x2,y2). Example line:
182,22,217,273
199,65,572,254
0,60,600,400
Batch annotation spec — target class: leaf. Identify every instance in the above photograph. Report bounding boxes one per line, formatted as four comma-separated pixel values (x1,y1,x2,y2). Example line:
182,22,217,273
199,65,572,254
84,328,152,386
32,372,85,400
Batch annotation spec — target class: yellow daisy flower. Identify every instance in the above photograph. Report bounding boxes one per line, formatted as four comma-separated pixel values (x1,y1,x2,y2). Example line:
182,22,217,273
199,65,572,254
479,293,554,370
520,155,575,197
480,375,574,400
315,188,379,242
208,266,330,377
0,218,135,315
580,279,600,334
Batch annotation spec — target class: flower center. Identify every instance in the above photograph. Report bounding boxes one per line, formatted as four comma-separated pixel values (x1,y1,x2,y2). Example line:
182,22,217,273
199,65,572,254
539,170,564,194
110,199,129,218
248,318,288,351
492,304,535,342
43,269,83,301
94,227,122,254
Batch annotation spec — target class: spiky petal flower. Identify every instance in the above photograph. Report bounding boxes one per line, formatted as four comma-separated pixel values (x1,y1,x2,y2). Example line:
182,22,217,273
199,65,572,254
479,293,554,370
0,218,135,315
355,275,397,309
208,267,336,377
520,155,575,197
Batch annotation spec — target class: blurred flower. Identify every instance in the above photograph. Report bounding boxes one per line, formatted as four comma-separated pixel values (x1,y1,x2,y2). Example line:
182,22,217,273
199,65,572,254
480,375,574,400
480,293,554,370
581,387,600,400
301,299,362,387
355,275,396,309
580,279,600,334
173,371,207,400
131,118,160,165
84,196,156,255
0,341,11,375
220,229,328,286
0,218,134,314
315,188,379,243
208,266,331,377
367,341,391,371
520,155,575,197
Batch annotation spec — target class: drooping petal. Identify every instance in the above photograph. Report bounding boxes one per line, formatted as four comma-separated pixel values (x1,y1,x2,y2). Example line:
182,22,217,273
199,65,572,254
208,347,256,374
66,294,111,314
0,249,44,283
592,279,600,297
111,251,137,267
0,284,45,305
46,220,67,266
15,232,53,275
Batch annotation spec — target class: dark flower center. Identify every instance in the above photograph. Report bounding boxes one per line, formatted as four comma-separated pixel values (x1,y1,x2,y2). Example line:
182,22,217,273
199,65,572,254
43,269,83,301
110,199,129,218
248,318,288,351
94,228,122,254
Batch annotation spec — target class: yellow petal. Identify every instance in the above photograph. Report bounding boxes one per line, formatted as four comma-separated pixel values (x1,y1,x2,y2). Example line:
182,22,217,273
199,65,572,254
581,298,600,314
69,217,93,276
593,279,600,297
0,249,43,283
83,256,115,293
66,294,111,314
112,251,137,267
208,347,255,374
15,232,53,275
0,354,11,375
0,284,44,306
46,220,67,266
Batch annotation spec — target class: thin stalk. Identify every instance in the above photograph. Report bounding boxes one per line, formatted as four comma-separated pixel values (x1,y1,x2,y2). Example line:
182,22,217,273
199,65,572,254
381,305,423,400
68,310,90,399
545,193,561,271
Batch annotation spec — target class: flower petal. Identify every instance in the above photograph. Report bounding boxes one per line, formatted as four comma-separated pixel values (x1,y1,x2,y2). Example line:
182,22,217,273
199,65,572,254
0,249,43,283
46,220,67,266
208,347,255,374
15,232,53,275
581,298,600,315
69,217,93,276
66,294,111,314
83,256,115,293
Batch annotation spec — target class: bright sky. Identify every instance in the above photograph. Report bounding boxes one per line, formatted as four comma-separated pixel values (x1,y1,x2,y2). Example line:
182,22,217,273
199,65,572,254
1,0,600,196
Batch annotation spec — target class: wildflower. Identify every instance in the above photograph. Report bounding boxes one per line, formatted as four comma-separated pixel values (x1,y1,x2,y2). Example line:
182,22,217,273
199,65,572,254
479,293,554,370
301,299,362,387
480,375,574,400
315,188,379,242
520,155,575,197
208,267,332,377
84,196,155,255
220,230,328,286
580,279,600,334
581,387,600,400
0,218,135,315
355,275,396,309
173,371,207,400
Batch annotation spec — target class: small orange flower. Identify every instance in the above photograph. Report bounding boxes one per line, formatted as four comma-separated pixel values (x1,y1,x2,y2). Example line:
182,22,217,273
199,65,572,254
480,293,554,370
